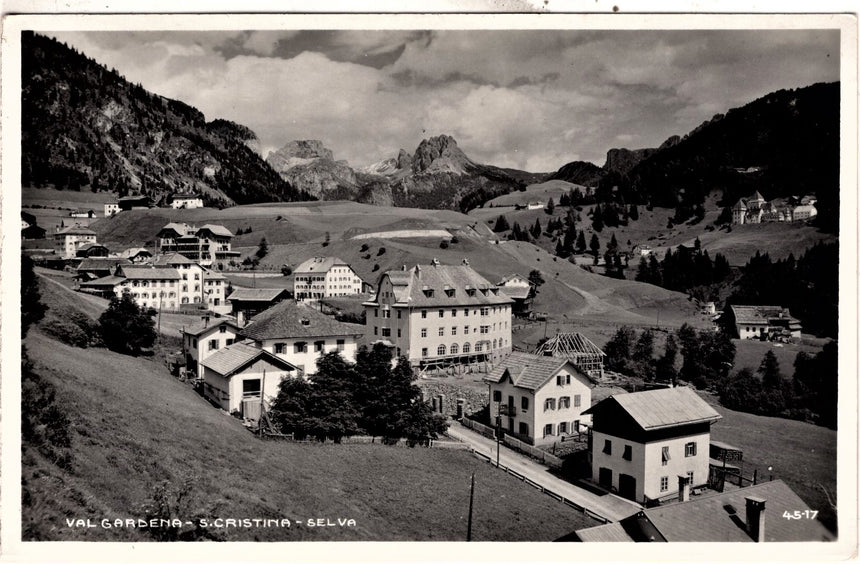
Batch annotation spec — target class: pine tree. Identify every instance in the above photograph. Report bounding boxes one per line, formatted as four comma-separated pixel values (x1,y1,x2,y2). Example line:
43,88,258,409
493,214,510,232
545,198,555,215
589,233,600,257
531,218,543,239
758,350,783,389
575,231,587,254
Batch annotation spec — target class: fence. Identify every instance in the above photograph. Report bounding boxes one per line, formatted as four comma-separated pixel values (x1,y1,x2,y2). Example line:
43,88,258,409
470,450,609,524
461,418,564,469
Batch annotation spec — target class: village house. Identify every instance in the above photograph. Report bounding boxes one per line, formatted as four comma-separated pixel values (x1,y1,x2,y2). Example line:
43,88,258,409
575,479,833,542
200,340,298,417
115,247,152,263
182,317,243,376
484,352,594,446
104,201,120,217
293,256,365,301
496,274,534,317
69,208,96,219
113,265,182,310
239,300,364,376
169,193,204,209
53,225,97,259
21,211,36,230
583,387,721,504
227,288,291,326
21,212,46,239
727,305,802,340
117,195,151,211
74,257,130,283
202,267,230,314
75,243,110,258
153,253,207,308
363,260,513,370
156,222,239,267
731,191,817,225
533,332,606,379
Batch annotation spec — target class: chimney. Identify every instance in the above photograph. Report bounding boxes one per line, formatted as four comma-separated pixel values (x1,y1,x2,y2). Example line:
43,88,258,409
677,475,690,502
401,264,407,271
745,496,767,542
203,315,210,328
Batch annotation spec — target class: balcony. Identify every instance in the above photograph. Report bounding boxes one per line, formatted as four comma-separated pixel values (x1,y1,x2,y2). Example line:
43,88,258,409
499,404,517,416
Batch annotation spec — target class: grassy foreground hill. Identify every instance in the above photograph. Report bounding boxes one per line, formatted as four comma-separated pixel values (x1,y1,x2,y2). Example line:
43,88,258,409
22,281,597,541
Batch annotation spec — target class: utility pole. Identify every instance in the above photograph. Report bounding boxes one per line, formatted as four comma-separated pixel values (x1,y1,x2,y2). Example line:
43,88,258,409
466,472,475,542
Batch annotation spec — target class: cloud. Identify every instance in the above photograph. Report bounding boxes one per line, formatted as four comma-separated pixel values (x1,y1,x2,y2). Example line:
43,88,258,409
48,29,840,172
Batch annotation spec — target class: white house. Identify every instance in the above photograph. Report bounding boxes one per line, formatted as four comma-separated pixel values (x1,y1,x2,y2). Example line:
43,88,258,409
54,225,97,259
153,253,207,307
200,341,297,416
240,300,364,376
182,318,243,376
104,202,120,217
113,265,182,310
484,352,594,446
363,260,513,369
293,256,365,300
583,387,721,504
170,194,204,209
728,305,802,340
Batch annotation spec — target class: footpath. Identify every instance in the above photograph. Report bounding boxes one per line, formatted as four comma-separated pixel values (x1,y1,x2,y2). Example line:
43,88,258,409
446,420,641,523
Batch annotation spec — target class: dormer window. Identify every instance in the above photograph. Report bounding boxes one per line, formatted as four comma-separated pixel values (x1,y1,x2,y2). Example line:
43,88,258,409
466,289,476,297
423,288,435,298
445,288,456,298
300,318,310,326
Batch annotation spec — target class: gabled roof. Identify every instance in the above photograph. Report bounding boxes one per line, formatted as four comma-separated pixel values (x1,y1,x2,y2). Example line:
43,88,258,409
497,273,529,285
79,275,125,288
118,266,181,280
117,247,152,259
227,288,290,302
202,267,227,280
295,256,352,274
241,300,364,341
583,387,721,431
55,226,96,236
730,305,799,326
159,222,191,236
77,257,130,272
153,252,196,266
369,263,513,308
201,341,296,377
578,480,833,542
498,286,531,300
182,318,242,337
484,352,592,391
197,224,233,238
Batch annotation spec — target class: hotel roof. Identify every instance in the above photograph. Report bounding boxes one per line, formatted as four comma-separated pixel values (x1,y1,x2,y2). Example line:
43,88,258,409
368,262,512,308
240,300,364,340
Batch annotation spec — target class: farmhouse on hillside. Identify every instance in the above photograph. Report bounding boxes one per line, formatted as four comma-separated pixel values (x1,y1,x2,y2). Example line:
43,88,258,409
726,305,802,341
293,256,365,301
74,257,130,283
363,259,513,370
240,300,364,376
496,273,535,317
182,318,243,376
117,195,151,211
533,332,606,379
583,387,721,504
115,247,153,263
227,288,291,326
575,479,833,542
169,193,204,209
69,208,96,219
200,340,298,417
104,201,120,217
74,242,110,258
484,352,594,446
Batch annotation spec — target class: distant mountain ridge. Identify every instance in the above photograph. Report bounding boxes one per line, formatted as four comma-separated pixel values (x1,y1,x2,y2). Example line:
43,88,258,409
21,32,314,206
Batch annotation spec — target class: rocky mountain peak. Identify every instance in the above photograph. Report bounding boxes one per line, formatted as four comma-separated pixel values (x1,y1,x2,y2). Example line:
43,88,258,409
396,148,413,170
411,134,474,174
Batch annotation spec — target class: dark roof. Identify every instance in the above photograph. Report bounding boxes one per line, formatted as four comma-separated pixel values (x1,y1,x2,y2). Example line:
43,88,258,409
730,305,800,326
117,266,181,280
484,352,593,391
368,263,513,308
159,222,191,236
79,275,125,288
77,257,130,272
201,342,296,377
182,318,242,337
583,387,721,431
227,288,289,302
241,300,364,340
153,252,195,266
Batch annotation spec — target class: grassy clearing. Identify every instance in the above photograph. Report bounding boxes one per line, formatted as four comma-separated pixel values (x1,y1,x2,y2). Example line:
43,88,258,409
731,336,828,378
23,328,599,541
701,392,837,533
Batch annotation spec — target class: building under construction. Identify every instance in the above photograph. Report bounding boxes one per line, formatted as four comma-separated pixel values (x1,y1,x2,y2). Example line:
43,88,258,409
533,332,605,379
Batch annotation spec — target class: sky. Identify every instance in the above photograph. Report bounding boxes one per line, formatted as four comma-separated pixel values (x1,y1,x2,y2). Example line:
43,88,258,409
51,29,840,172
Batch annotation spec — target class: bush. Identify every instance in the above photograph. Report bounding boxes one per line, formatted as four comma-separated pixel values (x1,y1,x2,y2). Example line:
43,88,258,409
360,243,369,252
41,312,99,348
281,265,293,276
439,240,449,249
377,247,386,256
98,290,157,355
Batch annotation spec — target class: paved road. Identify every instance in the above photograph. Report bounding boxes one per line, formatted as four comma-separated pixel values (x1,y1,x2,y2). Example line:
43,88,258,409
447,421,641,523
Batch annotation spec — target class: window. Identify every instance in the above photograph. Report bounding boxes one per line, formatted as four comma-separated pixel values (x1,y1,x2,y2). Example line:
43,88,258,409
294,342,308,353
422,348,428,357
480,307,489,316
374,327,378,336
559,396,570,409
451,309,457,317
464,325,470,334
336,339,345,351
521,397,529,411
603,440,612,455
475,342,483,352
480,325,489,334
519,422,529,435
462,343,470,353
450,344,459,354
559,422,568,434
451,326,457,336
226,339,234,346
193,338,198,348
421,310,427,319
464,309,469,317
437,344,446,356
544,398,556,411
274,343,286,354
662,446,670,466
397,311,401,319
397,329,402,338
543,424,554,437
374,309,378,318
438,327,445,337
687,471,694,485
623,445,633,461
439,309,444,318
315,341,325,352
660,476,669,492
382,328,391,337
493,390,502,402
574,420,580,432
242,379,261,398
685,442,697,457
574,394,581,408
208,339,219,351
421,328,427,338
